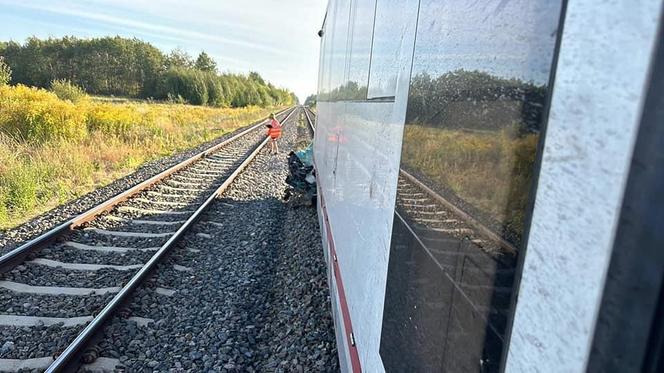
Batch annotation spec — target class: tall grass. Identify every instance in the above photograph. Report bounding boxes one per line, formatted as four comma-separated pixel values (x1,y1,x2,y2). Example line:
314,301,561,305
0,84,280,229
401,124,538,235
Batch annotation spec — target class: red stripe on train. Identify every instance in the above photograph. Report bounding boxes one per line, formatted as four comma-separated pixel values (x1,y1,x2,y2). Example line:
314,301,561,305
319,191,363,373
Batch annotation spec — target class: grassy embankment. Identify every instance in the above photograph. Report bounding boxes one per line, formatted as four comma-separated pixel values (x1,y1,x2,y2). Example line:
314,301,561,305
0,84,281,229
401,124,538,235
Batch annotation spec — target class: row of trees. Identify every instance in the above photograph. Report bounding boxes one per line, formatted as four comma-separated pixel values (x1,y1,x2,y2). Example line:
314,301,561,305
304,94,317,107
406,70,547,132
318,80,366,102
0,36,296,107
313,70,547,133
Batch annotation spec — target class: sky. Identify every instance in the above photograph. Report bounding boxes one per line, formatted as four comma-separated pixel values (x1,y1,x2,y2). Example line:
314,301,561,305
411,0,562,85
0,0,328,102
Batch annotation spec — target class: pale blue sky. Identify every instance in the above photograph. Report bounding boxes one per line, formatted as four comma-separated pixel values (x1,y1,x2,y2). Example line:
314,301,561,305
0,0,328,101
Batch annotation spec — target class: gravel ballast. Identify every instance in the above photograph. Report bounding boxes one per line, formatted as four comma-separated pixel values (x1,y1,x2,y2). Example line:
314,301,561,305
0,290,115,318
93,110,339,371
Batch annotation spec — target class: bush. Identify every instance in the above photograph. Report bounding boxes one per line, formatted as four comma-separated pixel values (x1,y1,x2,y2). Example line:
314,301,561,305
0,85,88,142
167,93,187,104
0,57,11,85
86,103,161,142
50,79,87,103
1,164,41,212
86,103,139,136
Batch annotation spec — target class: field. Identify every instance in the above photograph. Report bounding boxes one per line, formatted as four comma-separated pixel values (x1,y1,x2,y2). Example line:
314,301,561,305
401,124,538,236
0,84,280,229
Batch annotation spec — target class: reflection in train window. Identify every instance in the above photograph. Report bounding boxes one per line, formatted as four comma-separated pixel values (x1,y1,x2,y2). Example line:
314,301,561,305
319,0,336,101
380,0,564,372
342,0,376,101
328,0,352,101
317,13,330,100
367,0,419,100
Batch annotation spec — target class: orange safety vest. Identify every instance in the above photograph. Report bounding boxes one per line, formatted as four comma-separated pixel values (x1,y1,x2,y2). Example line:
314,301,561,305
267,119,282,139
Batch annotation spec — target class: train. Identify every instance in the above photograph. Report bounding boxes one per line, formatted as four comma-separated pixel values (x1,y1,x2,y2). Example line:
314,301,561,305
310,0,663,372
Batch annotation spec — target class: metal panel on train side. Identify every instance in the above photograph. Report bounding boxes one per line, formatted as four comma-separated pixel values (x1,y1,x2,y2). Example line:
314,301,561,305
505,0,664,371
315,101,405,372
314,0,420,371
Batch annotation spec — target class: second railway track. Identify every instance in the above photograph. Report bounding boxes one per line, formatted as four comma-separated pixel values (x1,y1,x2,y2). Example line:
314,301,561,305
0,107,299,372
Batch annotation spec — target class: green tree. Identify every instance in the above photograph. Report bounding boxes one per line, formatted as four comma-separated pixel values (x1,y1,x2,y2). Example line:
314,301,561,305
304,94,316,107
248,71,265,85
204,72,224,106
406,69,546,132
0,56,11,85
194,51,217,73
166,48,194,69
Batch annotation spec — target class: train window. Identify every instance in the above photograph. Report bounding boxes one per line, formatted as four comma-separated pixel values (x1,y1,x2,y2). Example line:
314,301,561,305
343,0,376,101
328,0,352,101
319,0,338,102
366,0,419,100
380,0,564,372
317,18,329,101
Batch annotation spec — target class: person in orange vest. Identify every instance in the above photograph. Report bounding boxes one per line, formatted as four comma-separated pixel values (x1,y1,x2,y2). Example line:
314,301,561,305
266,113,282,154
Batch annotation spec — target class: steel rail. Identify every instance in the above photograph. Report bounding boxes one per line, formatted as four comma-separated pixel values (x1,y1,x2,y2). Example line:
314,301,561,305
303,106,315,133
399,168,518,255
45,106,300,372
304,105,315,119
0,107,295,273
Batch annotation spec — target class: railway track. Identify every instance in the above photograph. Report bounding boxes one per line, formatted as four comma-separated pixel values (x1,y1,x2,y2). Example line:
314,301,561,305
396,169,517,257
391,170,520,354
302,106,316,134
0,107,299,372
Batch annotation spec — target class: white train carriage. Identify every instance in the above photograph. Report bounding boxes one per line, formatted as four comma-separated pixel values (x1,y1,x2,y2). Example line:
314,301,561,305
311,0,664,372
